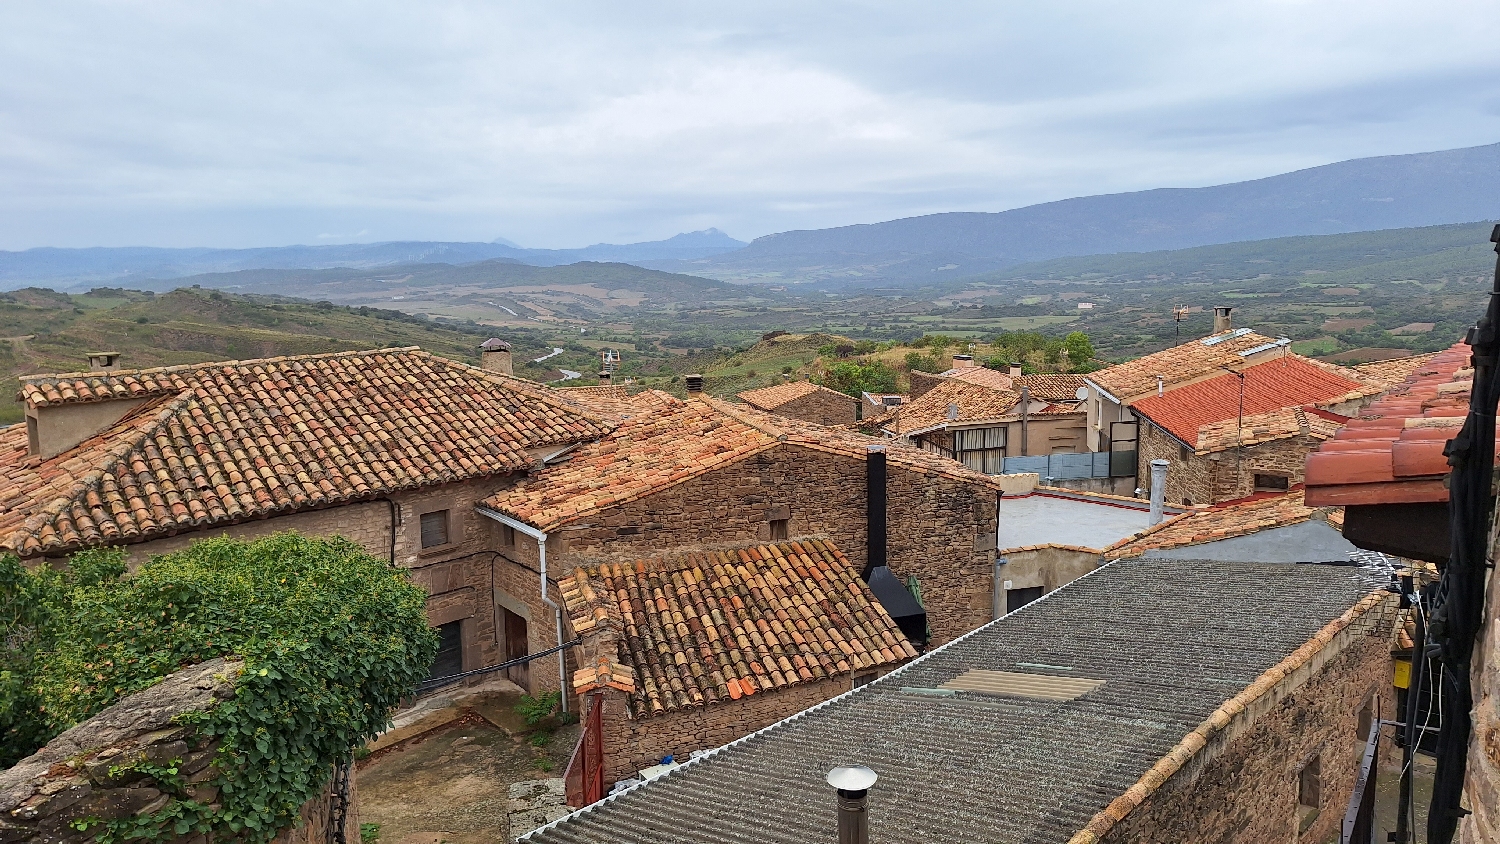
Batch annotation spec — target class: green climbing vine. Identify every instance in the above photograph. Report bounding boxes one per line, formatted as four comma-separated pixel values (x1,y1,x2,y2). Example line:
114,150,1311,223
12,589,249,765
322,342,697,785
5,532,437,843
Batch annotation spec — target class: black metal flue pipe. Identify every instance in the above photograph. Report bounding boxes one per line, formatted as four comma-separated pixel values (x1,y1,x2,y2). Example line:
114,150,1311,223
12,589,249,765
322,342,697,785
865,446,886,581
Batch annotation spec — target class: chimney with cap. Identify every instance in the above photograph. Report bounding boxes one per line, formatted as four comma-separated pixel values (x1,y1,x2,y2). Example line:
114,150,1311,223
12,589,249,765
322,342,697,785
1148,458,1169,525
598,371,611,385
1213,306,1233,334
87,351,122,372
951,353,975,369
685,373,704,394
827,765,878,844
1008,362,1022,378
479,338,513,375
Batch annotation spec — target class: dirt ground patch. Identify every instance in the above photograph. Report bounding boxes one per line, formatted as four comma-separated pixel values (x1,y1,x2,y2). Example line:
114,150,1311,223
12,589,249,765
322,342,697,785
357,709,580,844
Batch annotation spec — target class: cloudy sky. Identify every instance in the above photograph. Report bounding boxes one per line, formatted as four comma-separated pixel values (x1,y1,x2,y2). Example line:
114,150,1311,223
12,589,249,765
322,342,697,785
2,1,1499,250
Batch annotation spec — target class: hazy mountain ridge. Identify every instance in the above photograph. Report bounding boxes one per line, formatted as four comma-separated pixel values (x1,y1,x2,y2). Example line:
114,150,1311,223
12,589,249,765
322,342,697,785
646,142,1500,285
0,229,747,288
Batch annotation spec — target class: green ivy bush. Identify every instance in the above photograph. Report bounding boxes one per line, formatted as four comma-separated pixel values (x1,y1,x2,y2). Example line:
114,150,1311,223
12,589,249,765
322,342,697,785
4,533,437,843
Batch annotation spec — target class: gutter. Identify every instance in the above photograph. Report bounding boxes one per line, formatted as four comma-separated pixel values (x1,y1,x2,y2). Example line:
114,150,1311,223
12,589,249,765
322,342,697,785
476,506,569,714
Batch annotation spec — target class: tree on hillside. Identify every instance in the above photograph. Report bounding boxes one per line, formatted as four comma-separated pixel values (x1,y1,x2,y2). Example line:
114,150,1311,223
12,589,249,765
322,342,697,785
1063,332,1095,366
820,359,899,397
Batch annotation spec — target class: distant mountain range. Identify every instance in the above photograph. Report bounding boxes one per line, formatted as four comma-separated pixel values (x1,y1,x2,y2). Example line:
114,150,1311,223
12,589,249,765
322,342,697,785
644,142,1500,286
7,142,1499,291
0,229,747,289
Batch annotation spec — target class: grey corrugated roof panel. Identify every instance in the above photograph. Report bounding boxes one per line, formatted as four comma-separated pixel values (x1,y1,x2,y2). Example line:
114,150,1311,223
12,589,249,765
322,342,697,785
522,557,1384,844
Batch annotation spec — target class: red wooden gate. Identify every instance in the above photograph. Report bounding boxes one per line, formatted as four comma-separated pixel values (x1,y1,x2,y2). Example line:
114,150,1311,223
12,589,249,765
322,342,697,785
564,694,605,808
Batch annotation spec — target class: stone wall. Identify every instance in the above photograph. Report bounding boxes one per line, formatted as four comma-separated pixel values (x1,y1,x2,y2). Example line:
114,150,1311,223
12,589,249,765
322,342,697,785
0,659,356,844
1097,612,1393,844
1138,421,1321,506
762,390,858,426
1459,512,1500,844
586,675,858,782
550,442,1002,646
908,370,945,398
118,476,524,687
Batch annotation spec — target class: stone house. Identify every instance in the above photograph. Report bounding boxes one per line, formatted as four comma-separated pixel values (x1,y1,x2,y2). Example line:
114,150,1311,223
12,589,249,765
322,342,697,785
0,345,609,689
520,555,1399,844
1130,354,1380,505
478,390,1035,685
736,380,858,425
881,376,1087,471
560,539,917,779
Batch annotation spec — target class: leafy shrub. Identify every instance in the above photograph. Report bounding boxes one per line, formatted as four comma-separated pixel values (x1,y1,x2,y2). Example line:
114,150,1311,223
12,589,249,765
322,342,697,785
361,822,382,842
515,690,562,726
819,360,899,397
11,533,436,843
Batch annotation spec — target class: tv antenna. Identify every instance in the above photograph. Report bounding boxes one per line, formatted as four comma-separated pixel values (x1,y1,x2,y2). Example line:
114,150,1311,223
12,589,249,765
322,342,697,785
1172,306,1190,341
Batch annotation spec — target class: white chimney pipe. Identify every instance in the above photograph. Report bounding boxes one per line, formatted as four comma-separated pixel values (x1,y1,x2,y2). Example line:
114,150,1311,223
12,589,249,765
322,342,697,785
1148,458,1169,526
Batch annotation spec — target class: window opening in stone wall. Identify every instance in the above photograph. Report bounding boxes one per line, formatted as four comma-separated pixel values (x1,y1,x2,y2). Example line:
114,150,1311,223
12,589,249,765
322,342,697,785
852,671,877,689
770,518,789,540
1179,443,1191,461
955,426,1007,474
420,509,451,548
1254,473,1290,492
1006,586,1043,613
1297,754,1321,834
426,620,463,681
500,523,516,546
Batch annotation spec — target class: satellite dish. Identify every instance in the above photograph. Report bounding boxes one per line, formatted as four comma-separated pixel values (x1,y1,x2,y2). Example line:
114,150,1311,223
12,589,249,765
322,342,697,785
1075,386,1090,401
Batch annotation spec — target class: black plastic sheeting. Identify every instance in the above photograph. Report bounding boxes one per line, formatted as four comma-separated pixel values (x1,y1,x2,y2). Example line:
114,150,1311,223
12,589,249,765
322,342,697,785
866,565,928,645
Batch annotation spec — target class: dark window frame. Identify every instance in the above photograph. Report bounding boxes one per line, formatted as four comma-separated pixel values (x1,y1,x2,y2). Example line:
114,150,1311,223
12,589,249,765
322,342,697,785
770,518,789,541
1254,473,1291,492
419,508,453,550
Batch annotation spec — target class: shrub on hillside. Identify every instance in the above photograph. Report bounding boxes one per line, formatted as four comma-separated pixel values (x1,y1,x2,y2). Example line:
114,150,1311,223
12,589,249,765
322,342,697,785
2,533,436,843
819,359,899,397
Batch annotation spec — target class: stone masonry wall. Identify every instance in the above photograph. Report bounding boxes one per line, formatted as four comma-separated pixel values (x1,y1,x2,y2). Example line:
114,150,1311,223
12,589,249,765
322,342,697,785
588,675,856,782
550,442,1002,646
1138,421,1322,506
764,390,858,426
996,546,1101,612
0,659,356,844
1099,624,1392,844
1459,513,1500,844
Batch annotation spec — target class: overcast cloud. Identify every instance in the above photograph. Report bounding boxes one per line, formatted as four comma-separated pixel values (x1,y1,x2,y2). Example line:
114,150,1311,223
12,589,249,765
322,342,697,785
2,1,1498,250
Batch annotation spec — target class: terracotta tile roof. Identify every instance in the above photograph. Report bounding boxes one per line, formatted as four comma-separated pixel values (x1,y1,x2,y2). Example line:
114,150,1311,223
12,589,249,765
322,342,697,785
1191,406,1346,454
881,379,1020,436
1105,489,1338,558
561,539,918,715
556,384,631,400
1085,330,1281,401
1348,352,1442,388
1304,341,1487,506
1129,355,1377,446
1015,374,1088,403
0,348,608,557
485,395,1020,532
937,367,1015,391
736,380,854,411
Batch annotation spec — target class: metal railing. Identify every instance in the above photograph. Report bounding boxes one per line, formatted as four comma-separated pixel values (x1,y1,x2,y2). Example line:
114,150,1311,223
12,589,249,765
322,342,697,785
1001,451,1134,480
414,638,581,695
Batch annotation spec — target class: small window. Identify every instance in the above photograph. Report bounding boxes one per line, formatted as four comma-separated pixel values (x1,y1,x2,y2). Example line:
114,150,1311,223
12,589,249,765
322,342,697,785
500,523,516,546
1179,443,1191,461
420,510,451,548
1255,473,1290,492
1297,754,1321,833
852,671,877,689
770,518,789,540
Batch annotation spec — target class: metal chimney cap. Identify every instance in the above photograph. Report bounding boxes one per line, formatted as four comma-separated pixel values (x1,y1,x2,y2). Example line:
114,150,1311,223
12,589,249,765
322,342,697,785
826,765,878,792
1150,458,1170,468
480,338,511,351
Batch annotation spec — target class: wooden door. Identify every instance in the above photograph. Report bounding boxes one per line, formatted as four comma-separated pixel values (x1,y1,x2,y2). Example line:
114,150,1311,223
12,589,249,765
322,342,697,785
503,608,529,690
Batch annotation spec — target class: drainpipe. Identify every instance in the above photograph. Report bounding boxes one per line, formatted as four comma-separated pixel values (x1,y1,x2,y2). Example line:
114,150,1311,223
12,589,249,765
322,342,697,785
476,507,569,714
864,445,887,581
1148,458,1169,526
1019,385,1030,456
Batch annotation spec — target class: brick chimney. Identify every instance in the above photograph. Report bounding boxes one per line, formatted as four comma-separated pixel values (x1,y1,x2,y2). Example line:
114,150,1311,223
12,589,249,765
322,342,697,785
1213,306,1233,334
598,371,611,385
1009,362,1022,378
479,338,512,375
951,354,975,369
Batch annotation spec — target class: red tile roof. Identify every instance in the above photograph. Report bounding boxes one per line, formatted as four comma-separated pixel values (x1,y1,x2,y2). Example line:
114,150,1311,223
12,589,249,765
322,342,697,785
484,393,1018,531
1348,352,1442,389
737,380,855,411
1106,489,1337,558
1304,342,1485,506
1191,406,1346,455
1085,330,1281,400
937,367,1015,391
0,348,608,557
1014,373,1088,403
561,539,918,714
1129,355,1378,447
881,378,1021,435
